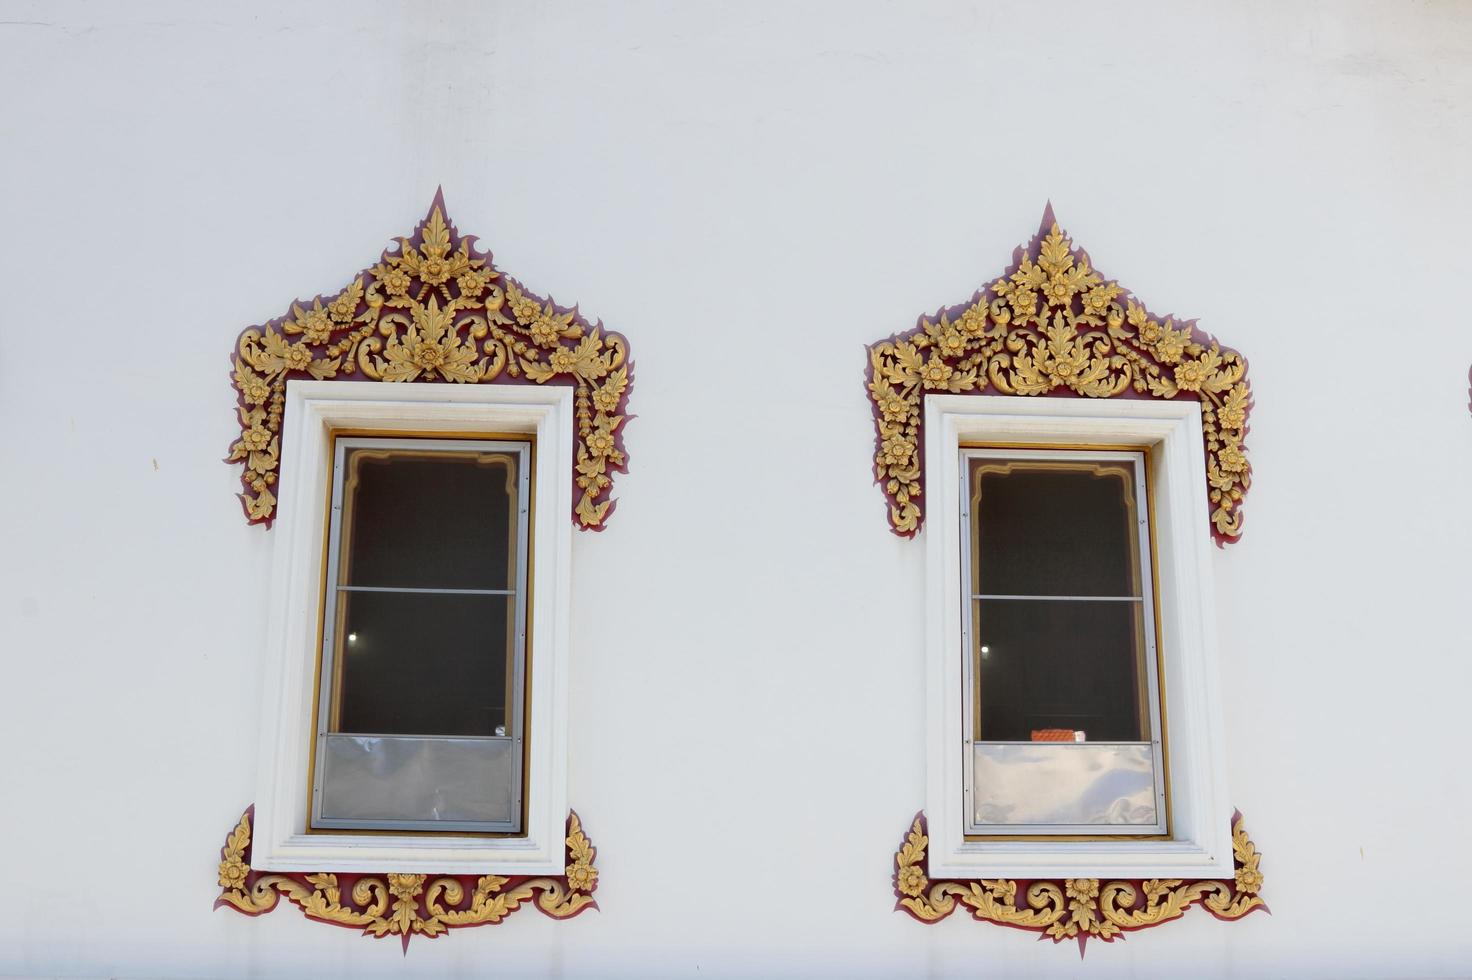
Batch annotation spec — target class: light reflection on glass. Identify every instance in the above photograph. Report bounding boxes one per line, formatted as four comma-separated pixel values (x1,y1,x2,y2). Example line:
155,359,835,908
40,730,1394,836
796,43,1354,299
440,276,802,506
972,743,1158,827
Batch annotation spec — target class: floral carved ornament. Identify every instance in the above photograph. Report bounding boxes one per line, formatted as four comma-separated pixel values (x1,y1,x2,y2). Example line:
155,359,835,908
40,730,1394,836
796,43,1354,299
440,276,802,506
893,813,1266,954
218,192,616,947
872,210,1264,948
216,808,598,950
867,207,1252,545
227,190,633,530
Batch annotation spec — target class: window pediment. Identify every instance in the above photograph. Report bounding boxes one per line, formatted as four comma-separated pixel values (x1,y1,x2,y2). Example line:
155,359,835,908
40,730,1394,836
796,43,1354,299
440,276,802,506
227,190,633,531
867,206,1252,546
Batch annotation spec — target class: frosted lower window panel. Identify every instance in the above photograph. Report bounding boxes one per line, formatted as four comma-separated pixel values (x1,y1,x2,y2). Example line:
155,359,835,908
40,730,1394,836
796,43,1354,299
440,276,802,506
318,734,517,828
970,743,1158,827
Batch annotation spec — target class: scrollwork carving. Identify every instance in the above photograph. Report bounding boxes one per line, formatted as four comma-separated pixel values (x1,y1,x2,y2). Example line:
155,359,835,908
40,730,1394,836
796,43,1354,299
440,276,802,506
893,812,1265,953
214,807,598,950
226,191,632,530
867,208,1252,545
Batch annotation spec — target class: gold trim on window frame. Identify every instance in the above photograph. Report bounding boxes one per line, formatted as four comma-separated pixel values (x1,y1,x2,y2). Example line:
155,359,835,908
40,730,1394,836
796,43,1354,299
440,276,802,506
303,428,537,839
959,442,1171,843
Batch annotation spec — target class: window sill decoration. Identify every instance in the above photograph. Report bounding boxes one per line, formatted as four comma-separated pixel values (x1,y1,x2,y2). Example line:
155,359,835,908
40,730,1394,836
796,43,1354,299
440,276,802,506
227,190,633,530
866,207,1252,545
893,812,1265,954
215,808,598,951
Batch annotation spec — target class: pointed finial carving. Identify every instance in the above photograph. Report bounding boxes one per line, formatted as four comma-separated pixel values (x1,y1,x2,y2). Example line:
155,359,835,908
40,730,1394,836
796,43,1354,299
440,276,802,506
866,208,1251,544
227,193,633,529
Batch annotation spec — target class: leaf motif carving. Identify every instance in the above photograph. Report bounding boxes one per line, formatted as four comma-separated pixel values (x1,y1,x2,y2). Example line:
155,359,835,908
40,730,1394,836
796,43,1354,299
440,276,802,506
213,809,599,946
892,812,1265,952
865,212,1252,545
227,196,633,530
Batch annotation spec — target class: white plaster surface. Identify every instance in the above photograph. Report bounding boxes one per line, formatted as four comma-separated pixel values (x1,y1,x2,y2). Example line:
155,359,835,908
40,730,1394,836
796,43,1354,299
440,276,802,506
1,1,1470,976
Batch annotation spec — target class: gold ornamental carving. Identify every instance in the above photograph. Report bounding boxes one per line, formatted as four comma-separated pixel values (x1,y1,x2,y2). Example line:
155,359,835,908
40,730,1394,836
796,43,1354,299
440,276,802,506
867,209,1252,545
215,808,598,949
227,191,632,530
893,813,1266,952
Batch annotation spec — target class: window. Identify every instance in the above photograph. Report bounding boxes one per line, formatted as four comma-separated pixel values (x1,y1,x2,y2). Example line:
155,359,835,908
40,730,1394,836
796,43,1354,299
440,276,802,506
961,449,1166,837
310,437,531,834
924,395,1231,880
252,381,573,875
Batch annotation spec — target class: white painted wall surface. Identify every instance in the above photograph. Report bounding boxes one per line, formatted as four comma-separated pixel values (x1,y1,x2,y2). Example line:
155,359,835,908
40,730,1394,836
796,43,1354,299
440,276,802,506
1,2,1470,976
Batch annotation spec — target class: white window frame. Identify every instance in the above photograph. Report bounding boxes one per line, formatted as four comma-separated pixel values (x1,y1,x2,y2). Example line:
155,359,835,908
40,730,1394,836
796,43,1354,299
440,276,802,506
251,380,573,875
925,394,1232,880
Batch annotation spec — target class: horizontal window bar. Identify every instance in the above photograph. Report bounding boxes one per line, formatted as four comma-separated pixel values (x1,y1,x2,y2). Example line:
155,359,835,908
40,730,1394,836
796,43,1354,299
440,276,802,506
969,740,1156,746
313,817,521,833
968,825,1165,832
335,585,517,596
971,593,1143,602
324,732,516,742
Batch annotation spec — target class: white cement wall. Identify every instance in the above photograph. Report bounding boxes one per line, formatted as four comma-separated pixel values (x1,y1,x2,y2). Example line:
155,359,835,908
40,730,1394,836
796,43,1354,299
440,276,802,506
2,1,1470,976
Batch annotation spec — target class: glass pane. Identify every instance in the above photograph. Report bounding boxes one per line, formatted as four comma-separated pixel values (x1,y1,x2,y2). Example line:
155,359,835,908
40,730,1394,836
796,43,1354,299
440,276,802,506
331,591,514,737
318,734,516,826
971,459,1141,598
338,447,520,591
971,742,1158,827
972,597,1149,742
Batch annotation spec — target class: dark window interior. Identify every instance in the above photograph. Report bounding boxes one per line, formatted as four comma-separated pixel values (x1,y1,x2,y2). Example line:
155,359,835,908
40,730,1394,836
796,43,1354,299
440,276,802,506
970,460,1149,742
973,465,1137,598
341,451,516,591
335,591,512,736
331,447,520,737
